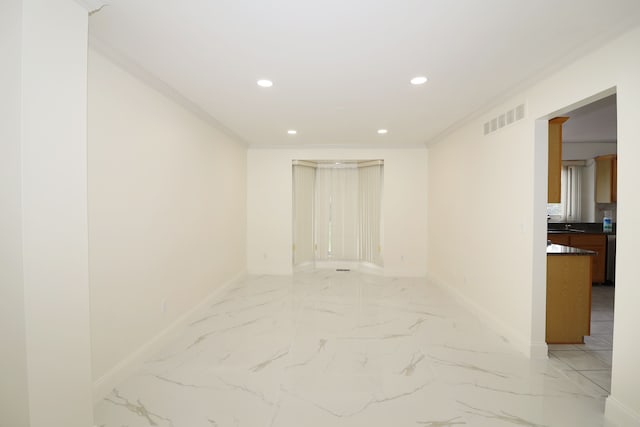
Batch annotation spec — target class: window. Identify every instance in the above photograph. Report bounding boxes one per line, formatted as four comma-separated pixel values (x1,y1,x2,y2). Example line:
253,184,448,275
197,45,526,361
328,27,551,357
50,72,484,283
293,160,383,267
547,165,583,222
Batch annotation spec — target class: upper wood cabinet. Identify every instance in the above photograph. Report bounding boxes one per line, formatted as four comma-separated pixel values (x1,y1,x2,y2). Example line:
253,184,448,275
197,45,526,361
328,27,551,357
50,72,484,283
596,154,617,203
548,117,569,203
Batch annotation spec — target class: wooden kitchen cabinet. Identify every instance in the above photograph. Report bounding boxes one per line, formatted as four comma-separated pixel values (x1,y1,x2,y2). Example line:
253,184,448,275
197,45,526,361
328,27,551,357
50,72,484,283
596,154,617,203
548,117,569,203
547,233,607,283
546,254,592,343
547,234,570,246
571,234,606,283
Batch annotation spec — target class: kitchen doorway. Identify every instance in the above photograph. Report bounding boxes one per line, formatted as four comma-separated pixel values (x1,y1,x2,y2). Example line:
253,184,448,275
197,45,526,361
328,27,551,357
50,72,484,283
539,89,617,395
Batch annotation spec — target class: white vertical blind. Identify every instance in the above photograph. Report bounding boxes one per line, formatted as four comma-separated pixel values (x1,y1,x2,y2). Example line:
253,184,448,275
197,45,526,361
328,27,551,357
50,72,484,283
293,160,383,266
329,167,358,260
314,166,331,260
292,164,315,265
560,165,583,221
564,165,583,221
358,164,383,266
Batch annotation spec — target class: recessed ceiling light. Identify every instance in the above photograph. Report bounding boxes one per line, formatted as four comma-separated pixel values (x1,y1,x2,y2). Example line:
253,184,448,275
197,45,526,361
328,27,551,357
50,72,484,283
257,79,273,88
287,130,297,135
410,76,428,85
377,129,388,134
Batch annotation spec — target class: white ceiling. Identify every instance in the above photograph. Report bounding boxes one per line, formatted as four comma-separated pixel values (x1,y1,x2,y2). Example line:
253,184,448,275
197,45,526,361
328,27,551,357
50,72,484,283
89,0,640,148
563,94,617,144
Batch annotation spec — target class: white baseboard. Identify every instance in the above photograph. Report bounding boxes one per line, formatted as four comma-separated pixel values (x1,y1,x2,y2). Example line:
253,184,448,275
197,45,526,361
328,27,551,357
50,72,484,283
292,261,315,272
426,272,547,359
605,396,640,426
246,267,292,276
383,267,428,278
92,271,246,403
528,341,550,359
359,261,385,276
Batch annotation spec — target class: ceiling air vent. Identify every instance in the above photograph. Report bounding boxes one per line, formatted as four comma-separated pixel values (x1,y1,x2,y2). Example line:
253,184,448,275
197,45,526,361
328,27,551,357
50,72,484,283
483,103,526,136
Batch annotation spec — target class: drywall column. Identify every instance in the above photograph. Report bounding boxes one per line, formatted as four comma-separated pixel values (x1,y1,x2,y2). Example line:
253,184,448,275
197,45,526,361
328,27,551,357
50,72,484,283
0,1,94,426
606,61,640,424
0,1,31,425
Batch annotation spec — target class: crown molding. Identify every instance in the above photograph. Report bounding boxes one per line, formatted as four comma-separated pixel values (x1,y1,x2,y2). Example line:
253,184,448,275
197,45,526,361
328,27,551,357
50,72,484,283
88,36,249,147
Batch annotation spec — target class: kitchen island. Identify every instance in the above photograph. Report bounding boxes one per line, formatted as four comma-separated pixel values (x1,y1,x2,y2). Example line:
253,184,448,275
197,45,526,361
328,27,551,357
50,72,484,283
546,243,595,344
547,222,614,283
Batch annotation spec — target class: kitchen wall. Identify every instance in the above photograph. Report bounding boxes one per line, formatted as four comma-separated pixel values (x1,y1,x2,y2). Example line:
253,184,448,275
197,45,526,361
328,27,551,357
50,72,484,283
563,142,617,223
596,203,617,222
88,49,247,397
581,161,597,222
427,25,640,424
247,148,428,277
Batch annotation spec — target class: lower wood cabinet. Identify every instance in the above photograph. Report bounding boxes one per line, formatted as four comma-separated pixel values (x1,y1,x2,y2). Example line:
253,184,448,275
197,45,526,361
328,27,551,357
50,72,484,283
547,233,606,283
546,254,592,344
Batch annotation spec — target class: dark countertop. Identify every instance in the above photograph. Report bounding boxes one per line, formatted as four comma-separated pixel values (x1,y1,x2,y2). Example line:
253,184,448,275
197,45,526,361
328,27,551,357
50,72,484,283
547,230,615,236
547,222,616,235
547,243,597,256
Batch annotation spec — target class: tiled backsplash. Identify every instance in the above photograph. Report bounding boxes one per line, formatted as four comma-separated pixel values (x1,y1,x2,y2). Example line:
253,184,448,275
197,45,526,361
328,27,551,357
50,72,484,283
596,203,617,222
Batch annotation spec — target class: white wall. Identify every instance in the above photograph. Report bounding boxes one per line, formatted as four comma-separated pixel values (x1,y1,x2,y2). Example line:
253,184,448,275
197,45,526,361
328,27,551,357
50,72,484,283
427,26,640,424
247,148,428,277
88,50,247,390
1,1,94,426
428,115,537,355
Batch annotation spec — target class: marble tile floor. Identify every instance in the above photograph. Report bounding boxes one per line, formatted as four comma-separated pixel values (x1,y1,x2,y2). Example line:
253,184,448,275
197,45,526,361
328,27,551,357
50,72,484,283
548,284,615,397
94,271,610,427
